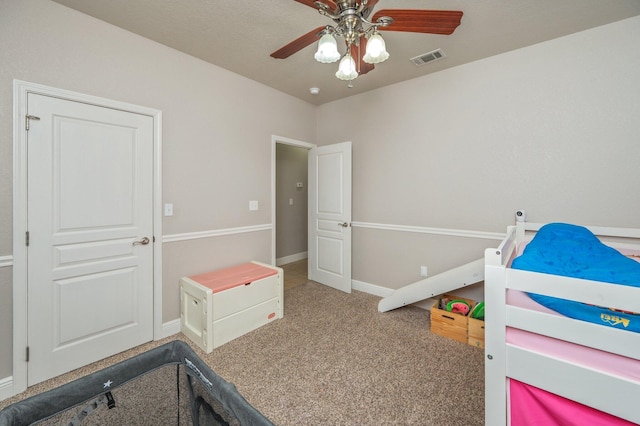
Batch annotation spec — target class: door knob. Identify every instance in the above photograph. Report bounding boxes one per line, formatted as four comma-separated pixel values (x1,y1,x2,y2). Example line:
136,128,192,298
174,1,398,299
338,222,350,228
133,237,150,245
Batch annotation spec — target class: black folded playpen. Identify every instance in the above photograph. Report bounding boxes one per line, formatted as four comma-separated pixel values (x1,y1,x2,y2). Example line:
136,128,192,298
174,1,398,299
0,341,273,426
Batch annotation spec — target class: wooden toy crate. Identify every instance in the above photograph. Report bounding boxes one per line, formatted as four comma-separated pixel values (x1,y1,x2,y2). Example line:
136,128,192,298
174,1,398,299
468,317,485,348
430,294,476,344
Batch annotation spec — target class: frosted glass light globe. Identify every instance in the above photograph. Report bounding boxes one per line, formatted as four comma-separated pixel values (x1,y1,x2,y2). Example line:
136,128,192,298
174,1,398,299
363,33,389,64
314,34,340,63
335,54,358,80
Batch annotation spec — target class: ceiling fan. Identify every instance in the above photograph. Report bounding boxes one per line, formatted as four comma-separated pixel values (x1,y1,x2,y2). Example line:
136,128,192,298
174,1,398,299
270,0,463,81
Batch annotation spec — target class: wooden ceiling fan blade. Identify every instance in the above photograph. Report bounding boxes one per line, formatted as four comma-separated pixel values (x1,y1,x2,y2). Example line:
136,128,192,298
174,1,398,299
270,26,326,59
358,60,375,75
350,37,374,75
373,10,463,35
294,0,337,10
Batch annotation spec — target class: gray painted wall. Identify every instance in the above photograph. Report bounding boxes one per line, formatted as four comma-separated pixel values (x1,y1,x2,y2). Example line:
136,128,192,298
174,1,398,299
1,0,639,389
317,15,640,290
0,0,315,380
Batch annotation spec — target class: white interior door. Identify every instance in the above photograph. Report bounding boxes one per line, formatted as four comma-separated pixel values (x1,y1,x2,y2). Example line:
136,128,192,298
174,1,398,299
26,93,154,385
308,142,352,293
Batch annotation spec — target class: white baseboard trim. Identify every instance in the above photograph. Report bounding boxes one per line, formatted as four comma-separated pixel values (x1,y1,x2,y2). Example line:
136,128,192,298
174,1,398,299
352,280,394,298
276,252,307,266
160,319,181,339
0,376,14,402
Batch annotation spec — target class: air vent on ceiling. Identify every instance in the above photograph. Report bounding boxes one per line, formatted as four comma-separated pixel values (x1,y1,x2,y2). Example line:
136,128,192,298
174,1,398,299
410,48,445,66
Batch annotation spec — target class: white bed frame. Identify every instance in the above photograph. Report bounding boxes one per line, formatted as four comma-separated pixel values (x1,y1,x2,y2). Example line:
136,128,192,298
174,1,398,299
484,221,640,425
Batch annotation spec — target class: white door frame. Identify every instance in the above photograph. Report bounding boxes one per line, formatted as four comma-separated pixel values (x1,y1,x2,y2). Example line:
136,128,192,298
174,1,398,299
12,80,163,396
270,135,316,267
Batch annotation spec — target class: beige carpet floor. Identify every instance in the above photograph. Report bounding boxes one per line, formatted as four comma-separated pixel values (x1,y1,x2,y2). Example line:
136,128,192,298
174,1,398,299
1,281,484,425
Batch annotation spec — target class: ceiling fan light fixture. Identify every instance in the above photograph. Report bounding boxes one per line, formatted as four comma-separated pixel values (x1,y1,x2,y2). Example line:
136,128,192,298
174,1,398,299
335,53,358,81
363,32,389,64
314,33,340,63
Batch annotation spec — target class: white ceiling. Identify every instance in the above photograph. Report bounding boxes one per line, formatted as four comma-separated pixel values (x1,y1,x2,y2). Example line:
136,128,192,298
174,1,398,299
52,0,640,105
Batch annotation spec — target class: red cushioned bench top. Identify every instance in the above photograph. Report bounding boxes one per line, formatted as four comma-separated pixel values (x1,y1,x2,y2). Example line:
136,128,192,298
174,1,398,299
187,262,277,293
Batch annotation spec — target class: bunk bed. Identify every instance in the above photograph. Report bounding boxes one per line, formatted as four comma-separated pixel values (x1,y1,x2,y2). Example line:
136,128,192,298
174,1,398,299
484,221,640,425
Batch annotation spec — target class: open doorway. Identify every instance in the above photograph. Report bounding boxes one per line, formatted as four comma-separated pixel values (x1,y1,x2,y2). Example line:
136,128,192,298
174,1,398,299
275,142,309,290
271,136,315,289
271,135,353,293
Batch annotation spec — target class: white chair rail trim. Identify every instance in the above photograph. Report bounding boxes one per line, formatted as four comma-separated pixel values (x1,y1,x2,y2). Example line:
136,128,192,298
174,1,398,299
163,224,272,243
352,221,504,241
0,255,13,268
163,223,502,244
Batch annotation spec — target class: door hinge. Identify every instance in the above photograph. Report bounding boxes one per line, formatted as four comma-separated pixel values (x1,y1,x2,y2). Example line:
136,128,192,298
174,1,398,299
26,231,30,247
26,346,30,363
25,114,40,131
153,236,156,243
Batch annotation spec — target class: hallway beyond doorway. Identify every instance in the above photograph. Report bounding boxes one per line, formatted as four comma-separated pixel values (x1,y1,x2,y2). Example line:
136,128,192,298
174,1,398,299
282,259,307,290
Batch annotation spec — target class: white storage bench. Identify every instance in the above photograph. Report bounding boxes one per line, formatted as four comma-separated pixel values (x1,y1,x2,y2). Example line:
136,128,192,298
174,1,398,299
180,261,283,353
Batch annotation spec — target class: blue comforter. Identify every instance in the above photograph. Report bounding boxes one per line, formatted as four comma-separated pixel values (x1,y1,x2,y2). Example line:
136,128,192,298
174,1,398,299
511,223,640,332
